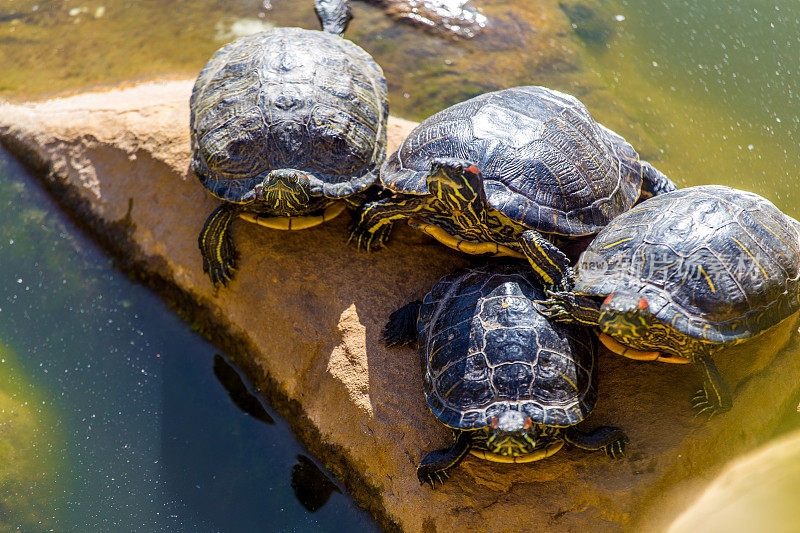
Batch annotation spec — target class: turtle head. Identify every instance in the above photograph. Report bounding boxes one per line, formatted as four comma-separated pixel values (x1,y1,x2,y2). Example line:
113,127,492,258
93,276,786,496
485,410,537,457
314,0,353,35
426,158,488,230
598,292,653,343
243,170,312,213
426,158,485,207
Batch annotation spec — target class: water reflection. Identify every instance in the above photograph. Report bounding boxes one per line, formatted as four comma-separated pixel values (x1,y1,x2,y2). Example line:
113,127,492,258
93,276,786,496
212,354,275,426
291,455,342,513
0,148,378,531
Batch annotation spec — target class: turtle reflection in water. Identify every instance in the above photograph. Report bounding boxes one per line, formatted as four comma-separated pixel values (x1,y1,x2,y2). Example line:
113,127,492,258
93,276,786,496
383,262,627,486
190,0,388,285
213,354,274,425
539,185,800,416
351,85,677,290
291,455,341,513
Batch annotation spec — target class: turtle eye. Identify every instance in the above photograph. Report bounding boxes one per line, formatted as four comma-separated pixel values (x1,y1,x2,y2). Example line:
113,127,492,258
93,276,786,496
638,297,649,310
523,417,532,430
490,417,499,429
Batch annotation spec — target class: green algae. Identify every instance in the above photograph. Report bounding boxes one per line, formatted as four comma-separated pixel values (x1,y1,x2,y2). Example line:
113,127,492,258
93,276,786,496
0,346,64,532
3,0,795,219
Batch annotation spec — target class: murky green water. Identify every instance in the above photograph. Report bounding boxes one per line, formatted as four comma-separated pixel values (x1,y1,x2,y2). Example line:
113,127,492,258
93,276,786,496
1,0,799,529
1,0,797,216
0,149,378,530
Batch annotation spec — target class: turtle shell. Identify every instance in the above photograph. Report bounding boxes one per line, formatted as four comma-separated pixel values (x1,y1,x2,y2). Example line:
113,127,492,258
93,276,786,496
417,262,598,430
381,85,643,236
190,28,388,202
575,185,800,342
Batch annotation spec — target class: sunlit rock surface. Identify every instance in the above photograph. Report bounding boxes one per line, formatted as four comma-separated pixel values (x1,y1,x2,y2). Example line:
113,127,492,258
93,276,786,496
1,80,799,532
667,429,800,533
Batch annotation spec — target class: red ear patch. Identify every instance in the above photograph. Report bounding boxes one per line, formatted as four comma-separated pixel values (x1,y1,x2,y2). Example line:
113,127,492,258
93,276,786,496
603,293,615,305
638,297,649,310
466,165,480,175
523,417,532,430
490,417,499,429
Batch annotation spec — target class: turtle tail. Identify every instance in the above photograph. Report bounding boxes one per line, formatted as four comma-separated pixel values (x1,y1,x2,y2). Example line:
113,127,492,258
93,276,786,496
314,0,353,35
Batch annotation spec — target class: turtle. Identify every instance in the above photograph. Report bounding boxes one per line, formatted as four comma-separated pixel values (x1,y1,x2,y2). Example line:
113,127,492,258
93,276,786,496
349,85,677,290
538,185,800,416
383,262,628,487
190,0,388,285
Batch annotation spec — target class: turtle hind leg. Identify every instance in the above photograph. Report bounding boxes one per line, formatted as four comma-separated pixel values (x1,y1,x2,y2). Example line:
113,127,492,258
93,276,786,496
314,0,353,35
639,161,678,199
691,350,732,418
417,432,471,488
199,204,239,286
564,426,629,459
381,300,422,348
519,230,574,290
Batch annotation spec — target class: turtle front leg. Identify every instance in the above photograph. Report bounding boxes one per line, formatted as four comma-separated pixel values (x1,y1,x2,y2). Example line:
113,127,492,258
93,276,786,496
417,431,472,488
381,300,422,348
349,195,428,252
518,230,574,290
536,291,602,326
691,349,732,417
199,204,240,286
639,161,678,199
563,426,628,459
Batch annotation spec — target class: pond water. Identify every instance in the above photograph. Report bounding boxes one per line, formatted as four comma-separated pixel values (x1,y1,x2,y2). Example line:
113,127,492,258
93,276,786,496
0,149,378,530
0,0,798,529
0,0,797,217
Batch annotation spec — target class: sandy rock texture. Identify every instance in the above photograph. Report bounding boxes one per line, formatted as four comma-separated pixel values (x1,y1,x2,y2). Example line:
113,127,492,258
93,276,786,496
1,80,799,532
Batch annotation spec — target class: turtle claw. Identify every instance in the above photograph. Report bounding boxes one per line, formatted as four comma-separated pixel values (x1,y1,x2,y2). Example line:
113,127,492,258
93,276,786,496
604,435,627,459
417,464,454,489
693,406,714,420
382,301,421,347
348,217,391,253
199,205,239,286
691,390,707,402
535,291,574,323
422,471,448,489
203,249,237,287
418,471,436,488
691,388,724,420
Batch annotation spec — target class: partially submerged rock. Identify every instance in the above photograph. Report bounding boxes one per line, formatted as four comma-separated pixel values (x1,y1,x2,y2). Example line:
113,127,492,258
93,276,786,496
1,80,799,532
366,0,487,38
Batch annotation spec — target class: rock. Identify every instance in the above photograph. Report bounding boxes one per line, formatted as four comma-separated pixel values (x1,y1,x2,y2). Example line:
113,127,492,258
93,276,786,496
667,428,800,533
1,80,800,532
344,0,591,121
558,0,615,45
365,0,487,39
